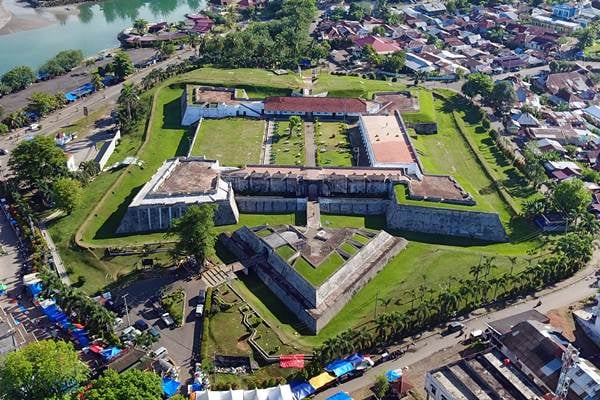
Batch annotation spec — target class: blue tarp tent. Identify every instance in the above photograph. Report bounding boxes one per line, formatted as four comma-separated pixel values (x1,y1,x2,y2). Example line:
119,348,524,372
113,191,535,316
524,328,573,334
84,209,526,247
325,359,354,377
290,381,315,400
162,377,181,397
385,369,402,382
189,383,203,392
325,392,352,400
26,281,43,297
344,354,363,365
100,346,121,361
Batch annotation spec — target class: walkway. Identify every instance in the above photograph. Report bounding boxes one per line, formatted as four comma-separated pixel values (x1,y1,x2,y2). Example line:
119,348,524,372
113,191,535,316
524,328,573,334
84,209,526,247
39,222,70,286
304,122,316,167
306,201,321,235
315,252,600,399
261,120,275,165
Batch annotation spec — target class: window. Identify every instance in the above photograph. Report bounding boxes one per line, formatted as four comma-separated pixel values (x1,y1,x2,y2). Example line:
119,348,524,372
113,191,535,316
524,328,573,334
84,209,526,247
576,369,585,377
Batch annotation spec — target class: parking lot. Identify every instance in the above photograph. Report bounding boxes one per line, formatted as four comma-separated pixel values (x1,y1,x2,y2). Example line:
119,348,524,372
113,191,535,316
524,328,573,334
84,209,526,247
111,265,206,384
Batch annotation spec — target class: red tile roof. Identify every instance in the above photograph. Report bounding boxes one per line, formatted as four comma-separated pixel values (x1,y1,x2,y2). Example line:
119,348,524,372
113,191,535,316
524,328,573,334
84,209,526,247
263,97,367,113
354,35,402,54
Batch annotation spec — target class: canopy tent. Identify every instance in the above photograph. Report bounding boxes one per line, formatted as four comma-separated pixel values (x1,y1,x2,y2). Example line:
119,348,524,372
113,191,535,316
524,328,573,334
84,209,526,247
308,372,336,389
89,344,103,353
280,354,305,369
0,283,7,295
162,377,181,397
193,385,294,400
325,392,352,400
100,346,122,361
290,381,315,400
385,369,403,382
344,354,363,365
324,359,354,377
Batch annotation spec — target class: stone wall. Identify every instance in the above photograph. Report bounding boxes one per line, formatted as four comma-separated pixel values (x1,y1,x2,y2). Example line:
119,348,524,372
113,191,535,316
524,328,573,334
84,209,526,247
116,198,238,233
314,235,407,332
385,202,508,242
318,197,387,215
235,196,307,214
408,122,438,134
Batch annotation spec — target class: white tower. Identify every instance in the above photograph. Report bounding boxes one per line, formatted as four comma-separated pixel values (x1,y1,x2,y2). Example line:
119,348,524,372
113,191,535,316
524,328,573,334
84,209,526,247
556,344,580,399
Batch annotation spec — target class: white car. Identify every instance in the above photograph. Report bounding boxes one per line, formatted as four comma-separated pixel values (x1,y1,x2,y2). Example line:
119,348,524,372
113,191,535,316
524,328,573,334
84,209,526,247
195,304,204,317
28,123,41,131
161,313,175,328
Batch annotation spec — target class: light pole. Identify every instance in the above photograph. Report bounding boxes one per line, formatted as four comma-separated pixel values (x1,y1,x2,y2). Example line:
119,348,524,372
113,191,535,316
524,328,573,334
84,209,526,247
122,293,132,327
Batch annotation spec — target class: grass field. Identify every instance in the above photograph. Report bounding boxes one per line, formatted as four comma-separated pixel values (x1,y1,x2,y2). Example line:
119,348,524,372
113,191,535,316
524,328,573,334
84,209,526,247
191,118,265,166
403,90,436,124
312,73,406,98
270,120,304,165
315,121,353,167
293,251,345,287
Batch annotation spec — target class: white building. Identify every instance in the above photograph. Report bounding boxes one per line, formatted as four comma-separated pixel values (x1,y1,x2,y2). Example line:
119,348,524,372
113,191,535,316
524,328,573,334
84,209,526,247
181,86,263,126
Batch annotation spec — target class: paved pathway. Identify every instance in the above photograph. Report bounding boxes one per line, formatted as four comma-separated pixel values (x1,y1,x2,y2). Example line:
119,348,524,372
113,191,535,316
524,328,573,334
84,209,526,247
39,222,70,286
315,252,600,399
262,120,274,165
304,122,316,167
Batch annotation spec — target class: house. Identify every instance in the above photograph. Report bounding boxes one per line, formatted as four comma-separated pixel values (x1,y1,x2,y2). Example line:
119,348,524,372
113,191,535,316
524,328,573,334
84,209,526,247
404,52,436,73
263,96,369,117
583,105,600,124
354,35,402,55
493,54,526,71
544,160,582,180
417,2,447,16
553,3,580,20
531,13,580,33
537,138,567,154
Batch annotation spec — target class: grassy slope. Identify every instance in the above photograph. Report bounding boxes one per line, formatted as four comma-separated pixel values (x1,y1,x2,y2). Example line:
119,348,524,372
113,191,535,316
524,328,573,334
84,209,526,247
312,73,405,98
403,90,436,124
191,118,265,166
293,252,345,287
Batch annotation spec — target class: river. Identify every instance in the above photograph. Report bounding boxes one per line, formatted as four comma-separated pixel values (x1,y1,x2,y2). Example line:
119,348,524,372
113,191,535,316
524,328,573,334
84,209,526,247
0,0,205,74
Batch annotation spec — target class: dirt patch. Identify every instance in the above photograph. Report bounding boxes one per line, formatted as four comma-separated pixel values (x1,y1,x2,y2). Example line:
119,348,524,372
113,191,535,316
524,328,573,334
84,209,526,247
236,337,251,352
547,308,576,341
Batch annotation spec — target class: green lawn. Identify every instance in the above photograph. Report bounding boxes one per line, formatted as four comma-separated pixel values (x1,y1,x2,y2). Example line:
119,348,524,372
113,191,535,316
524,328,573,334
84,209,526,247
340,242,358,255
78,85,195,246
292,251,345,287
312,73,406,98
315,121,353,167
270,121,304,165
233,240,539,347
394,183,476,211
276,244,296,261
191,118,265,166
403,90,436,124
174,68,302,98
321,214,385,230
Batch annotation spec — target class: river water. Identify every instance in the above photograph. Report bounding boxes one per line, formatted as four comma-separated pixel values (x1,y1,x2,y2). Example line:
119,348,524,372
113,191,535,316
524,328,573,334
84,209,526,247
0,0,205,74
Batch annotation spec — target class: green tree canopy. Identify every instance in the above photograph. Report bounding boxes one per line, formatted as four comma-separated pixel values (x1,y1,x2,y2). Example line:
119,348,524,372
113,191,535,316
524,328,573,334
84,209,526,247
380,51,406,73
552,179,590,215
0,340,89,400
52,177,83,214
112,51,135,80
167,204,216,265
39,50,84,77
373,375,390,399
133,18,149,34
1,66,36,93
8,135,69,190
27,92,63,116
486,80,517,113
461,72,493,100
85,369,162,400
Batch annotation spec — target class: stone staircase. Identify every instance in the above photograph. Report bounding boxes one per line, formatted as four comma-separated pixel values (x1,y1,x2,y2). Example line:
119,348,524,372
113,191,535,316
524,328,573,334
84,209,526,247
202,266,237,287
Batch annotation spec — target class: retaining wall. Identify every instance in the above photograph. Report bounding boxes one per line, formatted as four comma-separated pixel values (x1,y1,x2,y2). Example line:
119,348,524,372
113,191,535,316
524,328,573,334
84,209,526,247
235,196,307,214
385,202,508,242
319,197,387,215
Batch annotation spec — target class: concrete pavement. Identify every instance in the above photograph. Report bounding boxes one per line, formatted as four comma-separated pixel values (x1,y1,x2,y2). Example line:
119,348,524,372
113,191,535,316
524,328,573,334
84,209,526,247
315,255,600,399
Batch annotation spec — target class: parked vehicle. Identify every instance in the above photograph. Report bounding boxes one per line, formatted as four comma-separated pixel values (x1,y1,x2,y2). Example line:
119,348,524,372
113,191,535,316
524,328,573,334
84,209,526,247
28,123,41,131
134,319,149,331
152,346,168,359
0,149,8,155
149,327,161,339
445,322,464,334
195,304,204,317
161,313,175,328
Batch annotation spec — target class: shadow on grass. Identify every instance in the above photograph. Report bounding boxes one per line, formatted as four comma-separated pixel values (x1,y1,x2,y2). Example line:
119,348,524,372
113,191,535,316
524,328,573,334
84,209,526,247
238,272,312,336
93,184,144,240
162,97,185,130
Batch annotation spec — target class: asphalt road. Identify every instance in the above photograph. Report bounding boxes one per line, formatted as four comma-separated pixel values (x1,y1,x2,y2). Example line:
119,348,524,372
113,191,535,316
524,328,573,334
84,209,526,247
0,48,196,171
315,251,600,399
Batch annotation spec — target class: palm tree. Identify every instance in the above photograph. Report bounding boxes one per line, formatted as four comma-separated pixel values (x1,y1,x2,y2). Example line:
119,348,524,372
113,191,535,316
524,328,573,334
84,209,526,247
133,18,149,35
354,329,372,350
482,256,496,279
375,314,391,341
413,70,428,86
508,256,518,275
118,83,139,123
469,262,484,283
91,72,104,91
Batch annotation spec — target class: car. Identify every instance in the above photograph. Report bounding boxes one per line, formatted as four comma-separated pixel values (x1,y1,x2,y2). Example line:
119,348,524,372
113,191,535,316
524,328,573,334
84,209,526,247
134,319,149,331
121,326,141,341
148,326,161,339
198,289,206,303
161,313,175,328
28,123,41,131
0,149,8,156
152,346,168,359
196,304,204,317
445,322,464,334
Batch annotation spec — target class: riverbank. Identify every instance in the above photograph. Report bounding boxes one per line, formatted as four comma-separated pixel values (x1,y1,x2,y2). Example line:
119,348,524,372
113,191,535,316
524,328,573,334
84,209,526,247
0,0,79,36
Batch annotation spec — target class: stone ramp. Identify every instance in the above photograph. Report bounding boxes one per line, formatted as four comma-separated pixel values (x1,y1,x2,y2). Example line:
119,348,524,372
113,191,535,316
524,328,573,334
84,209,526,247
202,263,243,287
306,201,320,233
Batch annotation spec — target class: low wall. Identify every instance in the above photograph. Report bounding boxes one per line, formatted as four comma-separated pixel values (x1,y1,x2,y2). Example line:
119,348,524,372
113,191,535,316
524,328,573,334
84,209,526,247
235,196,307,214
408,122,438,134
319,197,387,215
96,129,121,170
385,202,508,242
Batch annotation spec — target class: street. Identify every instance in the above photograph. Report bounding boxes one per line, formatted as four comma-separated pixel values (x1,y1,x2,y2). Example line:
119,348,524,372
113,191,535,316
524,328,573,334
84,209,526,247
315,252,600,399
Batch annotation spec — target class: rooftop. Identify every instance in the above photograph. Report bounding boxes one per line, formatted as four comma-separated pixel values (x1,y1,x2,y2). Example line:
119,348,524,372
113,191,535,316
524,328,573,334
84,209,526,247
263,96,367,114
194,87,238,105
360,115,418,166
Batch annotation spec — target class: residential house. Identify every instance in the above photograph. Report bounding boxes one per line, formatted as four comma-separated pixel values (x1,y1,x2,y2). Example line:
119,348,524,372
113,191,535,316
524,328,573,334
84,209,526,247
544,160,582,181
353,35,402,55
537,138,567,154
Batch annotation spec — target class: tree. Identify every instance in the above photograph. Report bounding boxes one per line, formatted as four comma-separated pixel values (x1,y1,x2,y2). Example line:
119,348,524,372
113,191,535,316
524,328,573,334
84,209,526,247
1,66,36,92
373,375,390,399
347,3,366,21
552,179,590,216
362,44,383,65
380,51,406,73
117,83,141,128
85,369,162,400
574,24,599,50
0,340,89,400
8,135,68,190
329,6,346,21
91,71,104,91
461,72,493,100
486,80,517,113
288,115,303,137
3,110,28,130
27,92,62,116
52,177,83,214
167,204,216,266
133,18,149,34
0,123,8,135
112,51,135,80
39,50,84,77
